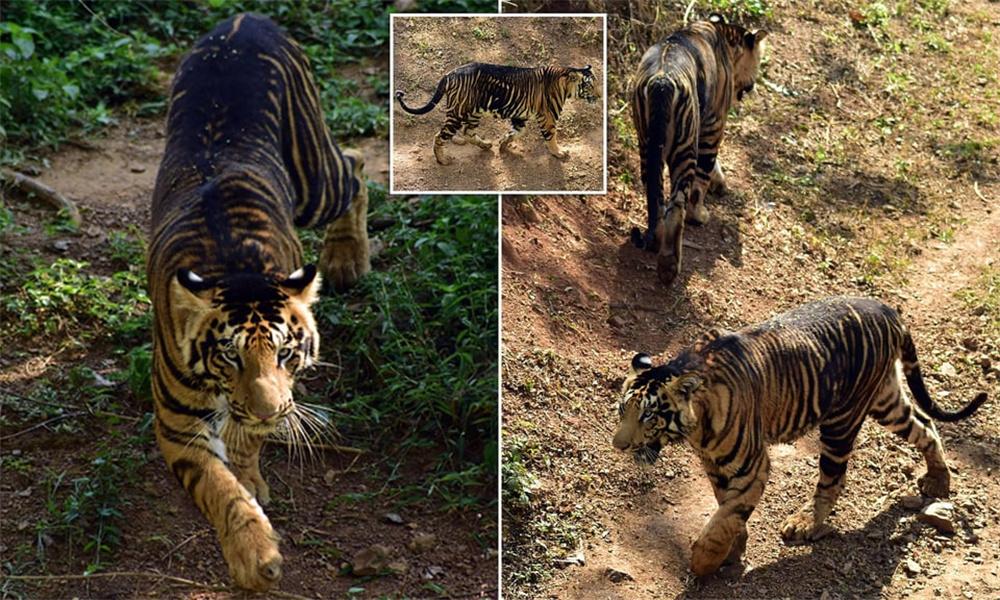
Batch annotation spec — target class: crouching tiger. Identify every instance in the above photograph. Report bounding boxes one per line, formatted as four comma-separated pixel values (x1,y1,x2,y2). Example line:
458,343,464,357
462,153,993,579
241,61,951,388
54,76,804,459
631,14,766,286
147,13,370,590
613,297,987,576
395,63,598,165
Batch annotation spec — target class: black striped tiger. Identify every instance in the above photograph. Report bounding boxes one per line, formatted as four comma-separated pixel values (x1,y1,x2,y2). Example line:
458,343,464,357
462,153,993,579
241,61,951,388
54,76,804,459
147,13,369,590
395,62,598,165
613,297,987,576
630,14,767,286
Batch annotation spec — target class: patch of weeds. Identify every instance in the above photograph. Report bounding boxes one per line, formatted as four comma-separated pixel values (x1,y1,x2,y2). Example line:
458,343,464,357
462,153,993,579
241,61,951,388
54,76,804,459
923,32,951,53
471,25,496,42
955,265,1000,341
0,454,33,475
0,258,149,341
611,108,635,150
106,226,145,267
308,195,497,509
36,418,152,573
502,436,540,510
703,0,772,20
43,209,80,236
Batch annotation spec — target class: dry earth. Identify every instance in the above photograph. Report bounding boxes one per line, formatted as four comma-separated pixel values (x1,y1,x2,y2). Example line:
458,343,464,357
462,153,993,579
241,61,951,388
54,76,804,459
501,1,1000,598
391,16,604,193
0,119,497,598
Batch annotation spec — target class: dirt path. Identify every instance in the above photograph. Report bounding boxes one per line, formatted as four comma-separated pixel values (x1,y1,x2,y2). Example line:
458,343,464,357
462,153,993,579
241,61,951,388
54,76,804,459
0,120,497,599
501,1,1000,598
391,16,604,192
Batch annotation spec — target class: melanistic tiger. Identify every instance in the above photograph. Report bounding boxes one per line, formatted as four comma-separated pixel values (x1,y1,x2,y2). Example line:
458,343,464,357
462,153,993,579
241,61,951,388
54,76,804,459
631,14,767,285
613,297,987,576
147,13,370,590
395,62,598,165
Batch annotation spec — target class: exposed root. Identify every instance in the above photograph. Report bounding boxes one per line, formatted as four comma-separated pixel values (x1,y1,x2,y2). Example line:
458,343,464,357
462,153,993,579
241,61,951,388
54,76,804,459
1,168,82,226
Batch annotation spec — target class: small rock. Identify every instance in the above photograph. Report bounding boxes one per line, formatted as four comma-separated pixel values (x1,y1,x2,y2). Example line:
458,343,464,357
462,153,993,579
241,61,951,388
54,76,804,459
422,565,445,580
383,512,405,525
917,502,955,534
554,549,585,567
52,240,71,252
962,337,979,351
323,469,337,485
408,532,436,553
352,544,391,577
130,164,146,173
905,559,921,576
937,362,957,378
386,559,408,575
605,567,633,583
820,591,831,600
11,449,21,457
979,356,992,371
932,541,942,553
607,315,626,329
902,495,924,510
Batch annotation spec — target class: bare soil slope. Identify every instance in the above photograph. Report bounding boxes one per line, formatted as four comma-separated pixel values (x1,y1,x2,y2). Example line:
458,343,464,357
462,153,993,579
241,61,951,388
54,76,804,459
501,1,1000,598
392,16,604,193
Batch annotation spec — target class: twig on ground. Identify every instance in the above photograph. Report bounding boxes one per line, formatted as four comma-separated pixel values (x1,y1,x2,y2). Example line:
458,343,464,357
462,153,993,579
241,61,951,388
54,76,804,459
0,412,85,442
2,572,318,600
267,439,363,454
683,0,696,25
1,168,82,226
973,181,988,203
159,529,208,568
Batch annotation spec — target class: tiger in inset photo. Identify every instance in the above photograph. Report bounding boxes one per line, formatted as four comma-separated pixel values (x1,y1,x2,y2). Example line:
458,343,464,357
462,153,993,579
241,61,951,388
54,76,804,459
395,62,598,165
391,14,605,193
148,13,369,590
631,14,767,286
613,297,987,576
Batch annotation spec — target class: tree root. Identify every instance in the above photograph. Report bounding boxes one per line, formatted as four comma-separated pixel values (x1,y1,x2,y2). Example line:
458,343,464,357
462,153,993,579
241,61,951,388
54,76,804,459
1,168,82,227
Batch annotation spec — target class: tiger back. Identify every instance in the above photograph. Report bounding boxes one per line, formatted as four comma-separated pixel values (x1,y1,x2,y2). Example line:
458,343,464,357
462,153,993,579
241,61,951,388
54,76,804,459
147,13,370,590
395,62,598,165
613,297,987,576
630,15,766,286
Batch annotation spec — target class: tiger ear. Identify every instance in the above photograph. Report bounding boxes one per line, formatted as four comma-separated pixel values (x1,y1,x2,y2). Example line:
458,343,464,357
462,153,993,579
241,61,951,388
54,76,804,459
669,373,704,399
746,29,768,47
708,13,726,24
281,264,320,305
171,270,215,329
631,353,653,375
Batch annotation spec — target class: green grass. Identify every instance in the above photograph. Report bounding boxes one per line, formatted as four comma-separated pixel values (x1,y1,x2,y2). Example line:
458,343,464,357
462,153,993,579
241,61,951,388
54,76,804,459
307,190,498,508
1,0,494,165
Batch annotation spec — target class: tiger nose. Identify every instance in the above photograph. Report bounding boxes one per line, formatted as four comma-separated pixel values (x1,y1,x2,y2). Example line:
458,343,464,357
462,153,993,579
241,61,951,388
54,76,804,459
612,432,631,451
254,408,278,422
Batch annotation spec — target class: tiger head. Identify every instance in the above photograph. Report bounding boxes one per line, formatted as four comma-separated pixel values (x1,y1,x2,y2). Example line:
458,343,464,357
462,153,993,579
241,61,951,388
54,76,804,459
169,265,321,434
709,13,769,101
613,353,705,464
569,65,598,104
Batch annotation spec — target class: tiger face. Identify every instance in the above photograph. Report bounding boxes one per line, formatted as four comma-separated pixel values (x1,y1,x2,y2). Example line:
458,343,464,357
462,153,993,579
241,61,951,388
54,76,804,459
169,265,321,435
730,28,768,101
613,353,704,464
572,65,599,103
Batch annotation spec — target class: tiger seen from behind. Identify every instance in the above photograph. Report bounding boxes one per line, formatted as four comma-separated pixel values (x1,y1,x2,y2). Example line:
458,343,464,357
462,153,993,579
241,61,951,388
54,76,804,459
631,14,767,286
395,62,598,165
148,13,370,590
613,297,987,576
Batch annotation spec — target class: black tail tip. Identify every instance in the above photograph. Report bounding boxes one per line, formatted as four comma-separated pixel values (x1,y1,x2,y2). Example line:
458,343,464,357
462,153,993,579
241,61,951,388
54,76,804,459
394,90,404,99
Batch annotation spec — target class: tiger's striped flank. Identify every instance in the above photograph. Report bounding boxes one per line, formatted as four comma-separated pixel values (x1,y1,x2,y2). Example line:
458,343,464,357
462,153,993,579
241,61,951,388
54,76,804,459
396,62,597,165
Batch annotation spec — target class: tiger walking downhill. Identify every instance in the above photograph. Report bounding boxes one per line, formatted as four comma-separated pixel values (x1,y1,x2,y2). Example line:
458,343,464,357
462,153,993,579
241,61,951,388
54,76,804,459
613,297,987,576
147,13,370,590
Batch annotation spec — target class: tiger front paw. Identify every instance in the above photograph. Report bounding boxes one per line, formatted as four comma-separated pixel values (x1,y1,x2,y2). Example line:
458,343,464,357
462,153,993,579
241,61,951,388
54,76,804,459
551,149,570,160
690,534,730,576
221,516,283,591
320,239,371,292
238,473,271,506
780,507,834,544
687,202,710,225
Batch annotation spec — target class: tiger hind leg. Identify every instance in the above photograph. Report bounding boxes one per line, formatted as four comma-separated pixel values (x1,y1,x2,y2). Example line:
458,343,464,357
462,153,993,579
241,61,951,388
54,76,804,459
781,419,862,544
319,148,371,292
871,366,951,497
433,112,464,165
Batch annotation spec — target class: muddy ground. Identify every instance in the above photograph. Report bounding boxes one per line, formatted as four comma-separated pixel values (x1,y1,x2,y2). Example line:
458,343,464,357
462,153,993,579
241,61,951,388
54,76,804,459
0,128,494,600
391,16,604,193
501,1,999,599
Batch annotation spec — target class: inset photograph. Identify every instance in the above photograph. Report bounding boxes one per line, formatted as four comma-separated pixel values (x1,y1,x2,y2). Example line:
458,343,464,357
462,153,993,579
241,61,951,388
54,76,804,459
390,14,606,194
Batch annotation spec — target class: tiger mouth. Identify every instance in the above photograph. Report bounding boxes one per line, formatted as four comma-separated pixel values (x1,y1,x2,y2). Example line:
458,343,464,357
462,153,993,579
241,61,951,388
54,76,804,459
632,439,662,465
737,82,755,101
